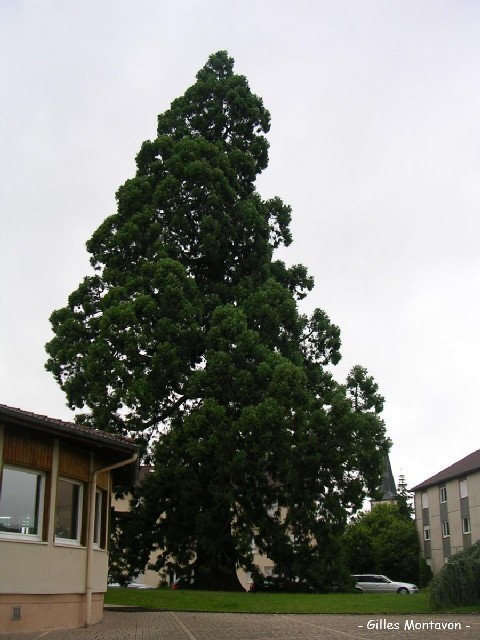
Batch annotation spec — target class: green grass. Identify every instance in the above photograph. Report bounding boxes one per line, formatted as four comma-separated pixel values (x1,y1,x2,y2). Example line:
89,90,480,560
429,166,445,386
105,588,480,614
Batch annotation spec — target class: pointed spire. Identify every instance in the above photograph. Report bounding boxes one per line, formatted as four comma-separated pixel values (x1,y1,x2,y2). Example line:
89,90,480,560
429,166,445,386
380,454,398,500
371,454,398,507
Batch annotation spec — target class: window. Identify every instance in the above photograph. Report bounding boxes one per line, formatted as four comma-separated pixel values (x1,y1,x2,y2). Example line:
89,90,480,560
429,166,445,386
440,486,447,503
0,466,44,539
55,478,83,543
421,492,429,509
462,516,471,534
459,479,468,499
442,521,450,538
93,489,102,546
423,525,431,541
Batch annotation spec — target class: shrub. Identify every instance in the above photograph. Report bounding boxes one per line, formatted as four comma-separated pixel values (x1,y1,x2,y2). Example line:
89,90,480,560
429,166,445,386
430,541,480,609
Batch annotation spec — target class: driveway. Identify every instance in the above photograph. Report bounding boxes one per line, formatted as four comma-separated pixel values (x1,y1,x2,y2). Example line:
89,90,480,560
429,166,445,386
1,610,479,640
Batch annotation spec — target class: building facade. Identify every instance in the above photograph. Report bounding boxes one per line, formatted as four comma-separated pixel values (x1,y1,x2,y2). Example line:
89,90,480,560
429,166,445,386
0,404,138,634
412,450,480,573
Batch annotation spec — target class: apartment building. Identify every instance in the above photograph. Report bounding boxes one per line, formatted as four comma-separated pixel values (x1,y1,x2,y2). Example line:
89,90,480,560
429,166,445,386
412,449,480,573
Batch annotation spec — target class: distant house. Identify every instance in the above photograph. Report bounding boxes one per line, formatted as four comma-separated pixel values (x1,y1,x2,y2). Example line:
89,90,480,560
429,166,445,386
411,449,480,572
0,404,138,634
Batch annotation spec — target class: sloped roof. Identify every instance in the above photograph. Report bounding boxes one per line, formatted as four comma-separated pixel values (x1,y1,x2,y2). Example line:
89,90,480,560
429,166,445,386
411,449,480,491
0,403,137,456
379,454,398,500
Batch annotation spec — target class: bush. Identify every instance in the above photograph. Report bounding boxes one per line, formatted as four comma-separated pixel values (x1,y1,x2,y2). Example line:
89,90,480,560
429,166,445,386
430,541,480,609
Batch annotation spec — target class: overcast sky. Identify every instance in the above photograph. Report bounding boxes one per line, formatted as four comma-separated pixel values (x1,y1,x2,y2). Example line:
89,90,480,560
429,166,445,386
2,1,479,489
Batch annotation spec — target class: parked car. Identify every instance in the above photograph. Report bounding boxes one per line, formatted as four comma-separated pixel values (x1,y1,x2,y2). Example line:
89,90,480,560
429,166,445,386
127,583,155,589
352,574,419,594
249,576,315,593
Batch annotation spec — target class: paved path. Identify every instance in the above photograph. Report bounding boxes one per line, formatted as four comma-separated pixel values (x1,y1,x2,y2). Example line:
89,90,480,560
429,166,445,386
2,611,480,640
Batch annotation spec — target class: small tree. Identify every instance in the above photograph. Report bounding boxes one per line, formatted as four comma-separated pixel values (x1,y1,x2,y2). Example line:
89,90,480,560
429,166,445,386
397,473,414,518
343,503,420,584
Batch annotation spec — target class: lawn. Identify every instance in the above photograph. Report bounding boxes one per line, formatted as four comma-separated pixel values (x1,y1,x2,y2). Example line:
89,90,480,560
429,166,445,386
105,588,479,614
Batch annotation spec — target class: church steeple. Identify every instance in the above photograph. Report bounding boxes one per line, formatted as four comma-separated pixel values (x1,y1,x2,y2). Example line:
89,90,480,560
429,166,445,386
371,454,398,506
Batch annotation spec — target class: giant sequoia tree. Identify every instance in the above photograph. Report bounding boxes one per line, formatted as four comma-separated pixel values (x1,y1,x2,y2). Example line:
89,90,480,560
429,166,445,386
46,51,390,590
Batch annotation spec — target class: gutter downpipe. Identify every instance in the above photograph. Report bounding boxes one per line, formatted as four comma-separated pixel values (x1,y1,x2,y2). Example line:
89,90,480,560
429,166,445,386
85,452,138,626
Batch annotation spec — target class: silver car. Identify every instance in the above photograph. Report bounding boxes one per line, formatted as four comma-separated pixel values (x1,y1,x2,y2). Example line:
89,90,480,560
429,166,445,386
352,574,419,594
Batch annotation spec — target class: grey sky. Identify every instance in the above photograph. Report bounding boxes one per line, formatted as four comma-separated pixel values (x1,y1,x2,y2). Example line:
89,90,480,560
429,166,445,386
1,1,479,489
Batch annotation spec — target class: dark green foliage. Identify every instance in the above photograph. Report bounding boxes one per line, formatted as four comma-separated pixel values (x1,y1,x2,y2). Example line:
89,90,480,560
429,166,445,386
343,503,420,584
419,557,433,589
46,51,390,590
396,474,414,518
430,542,480,609
108,491,157,586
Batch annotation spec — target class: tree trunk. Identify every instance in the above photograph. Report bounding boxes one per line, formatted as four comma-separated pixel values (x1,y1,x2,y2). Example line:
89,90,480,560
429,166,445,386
193,531,245,591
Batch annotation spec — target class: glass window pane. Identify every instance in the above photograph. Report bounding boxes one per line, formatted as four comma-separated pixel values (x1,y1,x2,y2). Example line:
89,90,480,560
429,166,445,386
94,490,102,546
55,479,81,540
0,467,42,536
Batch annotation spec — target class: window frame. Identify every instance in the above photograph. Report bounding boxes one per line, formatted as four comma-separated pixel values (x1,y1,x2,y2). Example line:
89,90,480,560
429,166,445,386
93,488,103,547
54,476,84,545
421,492,429,509
440,486,447,503
0,465,46,541
462,516,471,535
459,479,468,499
423,524,431,541
441,520,450,538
